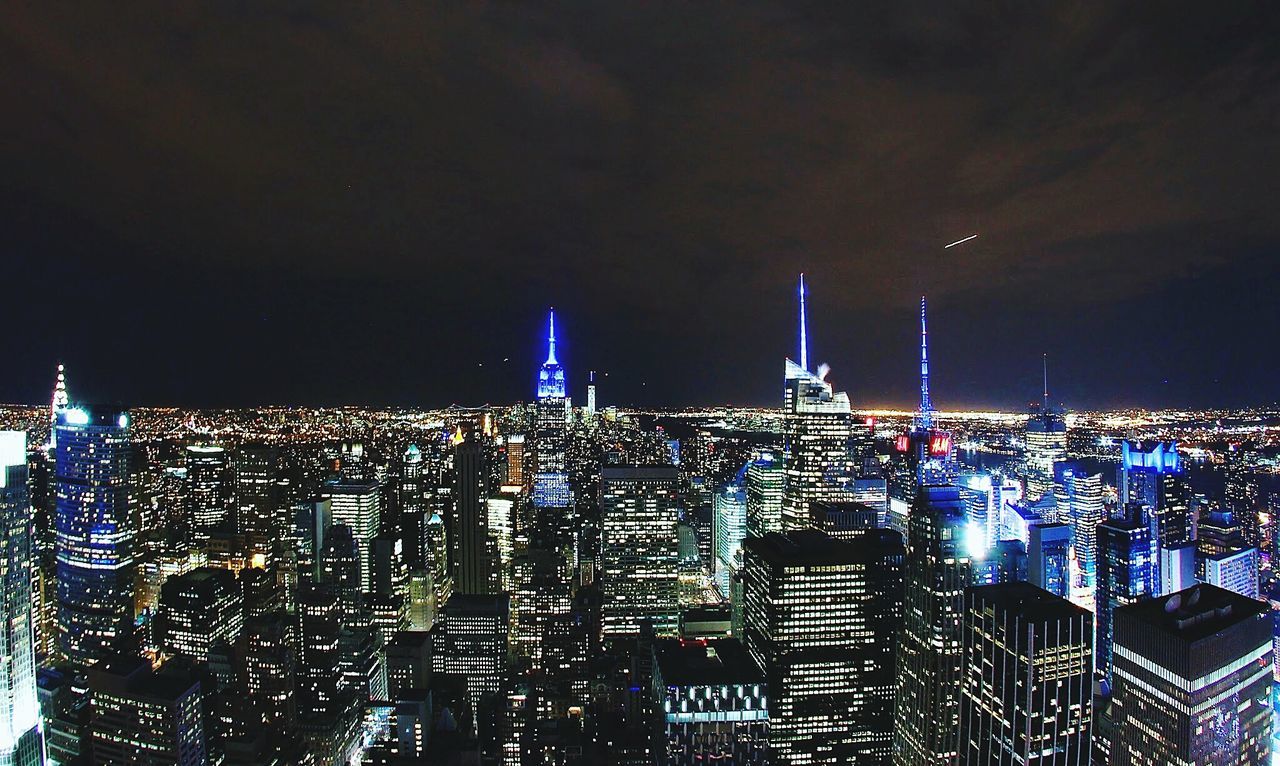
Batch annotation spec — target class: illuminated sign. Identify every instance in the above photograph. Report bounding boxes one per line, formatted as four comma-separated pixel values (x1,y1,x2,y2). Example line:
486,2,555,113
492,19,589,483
929,434,951,456
895,435,910,453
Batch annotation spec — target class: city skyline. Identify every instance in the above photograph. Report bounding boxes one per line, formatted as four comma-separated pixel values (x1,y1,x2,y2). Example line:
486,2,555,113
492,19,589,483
5,5,1280,410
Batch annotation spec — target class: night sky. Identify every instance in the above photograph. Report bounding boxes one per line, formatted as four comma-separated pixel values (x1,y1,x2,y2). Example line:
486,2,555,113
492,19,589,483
4,4,1280,410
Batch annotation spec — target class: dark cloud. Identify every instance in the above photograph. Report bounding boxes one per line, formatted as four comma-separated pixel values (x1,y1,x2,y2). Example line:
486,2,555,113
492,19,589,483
2,2,1279,409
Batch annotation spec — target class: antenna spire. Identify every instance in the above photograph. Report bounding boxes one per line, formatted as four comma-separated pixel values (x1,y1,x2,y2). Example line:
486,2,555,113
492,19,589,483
1042,353,1049,410
545,308,558,366
798,273,809,372
919,296,934,430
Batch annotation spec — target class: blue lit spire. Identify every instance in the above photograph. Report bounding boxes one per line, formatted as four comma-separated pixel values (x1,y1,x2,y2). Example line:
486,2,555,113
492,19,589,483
918,296,934,430
546,308,558,366
537,307,566,400
798,273,809,372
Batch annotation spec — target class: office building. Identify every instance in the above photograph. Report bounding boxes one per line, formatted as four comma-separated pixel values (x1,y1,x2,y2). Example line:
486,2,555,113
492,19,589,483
186,444,229,533
1028,521,1071,599
1202,546,1260,599
744,528,903,764
713,481,747,597
432,594,509,725
781,276,853,531
1120,440,1191,548
453,437,498,595
1159,543,1196,596
55,406,136,666
0,432,42,765
1110,584,1271,765
234,444,280,539
809,499,882,538
1095,505,1156,685
745,452,784,538
88,655,206,765
159,567,244,662
533,309,571,510
1061,464,1103,592
959,582,1092,765
894,484,973,766
1024,359,1067,502
321,479,381,591
600,466,680,637
652,638,768,765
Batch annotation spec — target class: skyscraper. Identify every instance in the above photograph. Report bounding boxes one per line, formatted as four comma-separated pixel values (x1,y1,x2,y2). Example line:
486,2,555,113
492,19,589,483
1027,521,1071,598
533,308,571,510
0,432,42,766
652,637,768,765
600,465,680,638
890,298,956,505
55,405,136,666
321,478,381,591
1061,464,1103,594
186,444,228,534
1024,355,1067,502
1095,505,1156,685
158,567,244,662
453,436,497,595
1120,440,1191,548
712,480,747,597
1110,584,1272,765
781,275,853,530
745,451,784,538
234,443,280,539
958,582,1092,765
743,528,903,764
88,655,207,765
894,484,973,766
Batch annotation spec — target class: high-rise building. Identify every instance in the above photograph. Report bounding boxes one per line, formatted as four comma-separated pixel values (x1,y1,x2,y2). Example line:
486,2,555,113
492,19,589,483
744,528,904,764
894,484,974,766
88,655,207,765
600,465,679,638
0,432,42,766
652,637,768,765
242,612,297,728
1027,521,1071,598
1024,356,1067,502
158,566,244,662
586,370,597,417
890,298,957,506
321,479,381,591
187,444,229,534
1095,505,1156,685
431,594,509,730
1202,546,1260,599
781,275,853,531
1158,542,1196,596
453,437,497,595
1061,464,1103,593
1110,584,1272,765
295,583,346,723
55,405,136,666
1120,440,1190,548
234,444,280,539
744,452,784,538
533,309,571,510
713,481,747,597
958,582,1092,765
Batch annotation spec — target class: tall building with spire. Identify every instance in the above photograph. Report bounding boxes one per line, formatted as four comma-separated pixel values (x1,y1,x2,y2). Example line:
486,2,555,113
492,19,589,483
48,364,68,444
781,275,853,531
890,298,954,504
1025,355,1067,503
533,309,570,510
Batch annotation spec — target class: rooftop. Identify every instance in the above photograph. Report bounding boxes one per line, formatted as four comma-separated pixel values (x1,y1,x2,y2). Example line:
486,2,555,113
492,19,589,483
1118,583,1267,643
744,527,903,566
654,638,763,687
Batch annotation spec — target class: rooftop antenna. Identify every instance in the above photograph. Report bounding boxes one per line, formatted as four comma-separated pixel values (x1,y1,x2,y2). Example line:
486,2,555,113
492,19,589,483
919,296,934,430
798,273,809,372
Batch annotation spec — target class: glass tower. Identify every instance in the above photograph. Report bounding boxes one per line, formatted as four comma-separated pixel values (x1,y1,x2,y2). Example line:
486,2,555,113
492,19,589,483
0,432,43,766
54,406,136,667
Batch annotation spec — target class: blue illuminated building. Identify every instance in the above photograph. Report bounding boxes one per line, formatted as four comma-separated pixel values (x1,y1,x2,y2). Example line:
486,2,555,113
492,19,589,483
1120,440,1191,548
0,432,43,765
1095,504,1156,686
1028,521,1071,598
533,309,571,509
55,406,136,666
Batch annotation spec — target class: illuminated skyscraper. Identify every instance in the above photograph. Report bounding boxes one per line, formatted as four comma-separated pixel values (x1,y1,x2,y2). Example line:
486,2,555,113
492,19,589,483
533,308,570,510
1024,356,1067,502
958,582,1093,765
321,479,381,591
453,437,497,595
713,480,747,597
781,275,853,530
894,484,974,766
600,465,679,637
88,656,207,765
234,443,280,539
1120,440,1190,548
890,298,956,505
1061,464,1103,593
1027,521,1071,599
0,432,42,766
743,528,904,764
1095,505,1156,685
1110,584,1272,765
586,370,597,417
187,444,228,534
158,566,244,662
55,405,136,666
745,452,784,538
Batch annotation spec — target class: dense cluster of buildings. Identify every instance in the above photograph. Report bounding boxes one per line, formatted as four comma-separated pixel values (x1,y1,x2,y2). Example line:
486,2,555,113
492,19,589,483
1,281,1278,764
